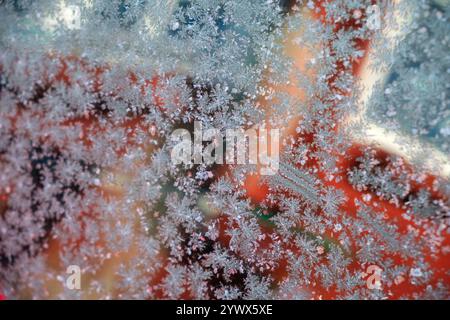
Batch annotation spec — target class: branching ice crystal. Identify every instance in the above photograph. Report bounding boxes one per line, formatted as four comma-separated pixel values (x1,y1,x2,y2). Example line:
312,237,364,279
0,0,448,300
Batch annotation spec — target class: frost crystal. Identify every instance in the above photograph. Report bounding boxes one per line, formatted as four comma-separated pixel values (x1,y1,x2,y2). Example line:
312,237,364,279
0,0,448,300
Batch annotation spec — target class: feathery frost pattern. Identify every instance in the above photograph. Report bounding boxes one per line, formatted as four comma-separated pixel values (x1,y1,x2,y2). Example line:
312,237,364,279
0,0,448,300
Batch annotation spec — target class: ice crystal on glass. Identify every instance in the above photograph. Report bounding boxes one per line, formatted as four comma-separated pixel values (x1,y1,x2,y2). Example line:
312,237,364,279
0,0,448,300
